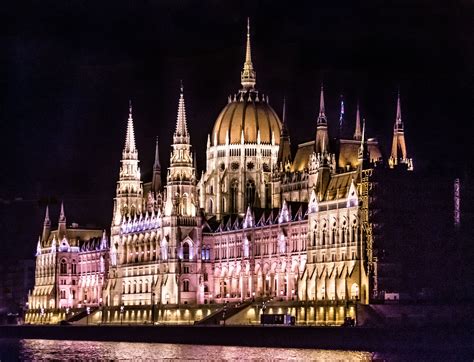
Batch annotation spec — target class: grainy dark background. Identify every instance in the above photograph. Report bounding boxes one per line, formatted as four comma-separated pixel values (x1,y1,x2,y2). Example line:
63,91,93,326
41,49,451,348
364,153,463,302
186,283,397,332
1,0,472,261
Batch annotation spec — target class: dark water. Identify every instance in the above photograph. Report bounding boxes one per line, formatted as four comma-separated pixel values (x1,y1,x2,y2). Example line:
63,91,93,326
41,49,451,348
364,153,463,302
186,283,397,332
0,339,375,360
0,339,469,361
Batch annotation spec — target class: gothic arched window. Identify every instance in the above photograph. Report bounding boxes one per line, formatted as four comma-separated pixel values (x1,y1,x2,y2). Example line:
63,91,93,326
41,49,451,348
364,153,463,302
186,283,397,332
209,199,213,214
60,259,67,275
183,280,190,292
230,180,239,213
183,242,190,261
246,179,256,207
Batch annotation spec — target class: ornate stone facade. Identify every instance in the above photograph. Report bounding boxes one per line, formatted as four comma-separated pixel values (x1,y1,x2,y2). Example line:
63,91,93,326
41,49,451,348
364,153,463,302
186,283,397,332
29,21,413,316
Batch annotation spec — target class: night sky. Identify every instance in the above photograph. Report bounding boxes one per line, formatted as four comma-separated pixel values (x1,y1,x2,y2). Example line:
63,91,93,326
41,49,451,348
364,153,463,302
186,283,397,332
1,1,472,261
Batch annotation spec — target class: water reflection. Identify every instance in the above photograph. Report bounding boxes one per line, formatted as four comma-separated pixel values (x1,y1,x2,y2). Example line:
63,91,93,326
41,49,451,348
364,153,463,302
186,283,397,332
0,339,374,360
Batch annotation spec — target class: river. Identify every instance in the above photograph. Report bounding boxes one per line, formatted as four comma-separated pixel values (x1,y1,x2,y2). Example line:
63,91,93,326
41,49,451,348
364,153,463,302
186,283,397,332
0,338,469,360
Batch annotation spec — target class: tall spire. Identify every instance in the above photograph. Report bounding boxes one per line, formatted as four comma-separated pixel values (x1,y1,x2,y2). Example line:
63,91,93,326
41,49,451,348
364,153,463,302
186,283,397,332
173,82,190,143
358,119,366,161
153,136,161,171
395,89,403,130
354,102,362,140
241,18,256,90
390,89,408,165
41,205,51,243
281,96,289,137
43,205,51,226
152,136,162,192
317,83,327,124
123,100,137,156
278,97,291,164
58,201,67,238
315,83,329,154
59,201,66,223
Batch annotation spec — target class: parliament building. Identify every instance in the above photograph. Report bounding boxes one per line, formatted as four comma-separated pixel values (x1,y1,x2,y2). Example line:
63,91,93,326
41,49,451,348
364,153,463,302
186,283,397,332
27,21,416,324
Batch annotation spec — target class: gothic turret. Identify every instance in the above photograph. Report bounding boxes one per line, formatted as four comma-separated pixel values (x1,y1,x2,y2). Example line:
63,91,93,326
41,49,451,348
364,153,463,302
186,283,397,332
164,84,197,217
113,101,143,226
277,97,291,166
354,102,362,141
152,136,162,193
389,91,413,170
58,201,66,238
41,205,51,243
358,119,369,166
315,84,329,154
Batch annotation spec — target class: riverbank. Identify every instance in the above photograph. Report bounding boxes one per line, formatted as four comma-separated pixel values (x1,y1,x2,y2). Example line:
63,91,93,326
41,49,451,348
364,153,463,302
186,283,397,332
1,324,472,353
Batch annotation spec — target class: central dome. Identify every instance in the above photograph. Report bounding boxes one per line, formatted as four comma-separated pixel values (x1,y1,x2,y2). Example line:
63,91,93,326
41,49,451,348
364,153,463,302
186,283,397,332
212,94,282,145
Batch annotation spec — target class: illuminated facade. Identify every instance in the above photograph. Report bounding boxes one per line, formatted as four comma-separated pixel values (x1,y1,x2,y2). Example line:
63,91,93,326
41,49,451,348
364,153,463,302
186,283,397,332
29,203,108,310
30,21,414,314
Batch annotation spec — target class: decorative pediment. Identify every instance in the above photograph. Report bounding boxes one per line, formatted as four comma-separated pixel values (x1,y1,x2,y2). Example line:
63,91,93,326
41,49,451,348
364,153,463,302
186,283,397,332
346,179,359,208
308,189,319,213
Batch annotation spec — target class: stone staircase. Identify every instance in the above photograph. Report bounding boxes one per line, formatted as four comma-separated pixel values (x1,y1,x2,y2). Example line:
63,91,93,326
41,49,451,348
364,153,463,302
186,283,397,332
195,301,252,325
63,307,98,324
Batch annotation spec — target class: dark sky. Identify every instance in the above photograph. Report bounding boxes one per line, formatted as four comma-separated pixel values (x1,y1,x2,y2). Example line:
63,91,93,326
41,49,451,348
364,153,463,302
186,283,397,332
1,0,473,260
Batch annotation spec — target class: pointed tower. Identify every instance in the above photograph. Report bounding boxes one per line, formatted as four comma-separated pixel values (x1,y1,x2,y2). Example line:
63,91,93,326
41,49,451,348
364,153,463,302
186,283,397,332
164,83,197,217
41,205,51,243
277,97,291,165
315,84,329,154
390,91,408,167
353,102,362,141
112,100,143,226
152,136,162,193
161,83,203,306
241,18,256,91
358,119,369,166
58,201,66,238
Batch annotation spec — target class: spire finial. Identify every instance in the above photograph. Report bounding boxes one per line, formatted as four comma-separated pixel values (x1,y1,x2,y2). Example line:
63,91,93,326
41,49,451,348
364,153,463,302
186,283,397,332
396,89,402,127
173,82,189,142
123,100,137,155
282,96,287,125
154,136,161,170
241,18,256,90
44,205,51,225
317,83,327,124
354,101,362,140
59,201,66,223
